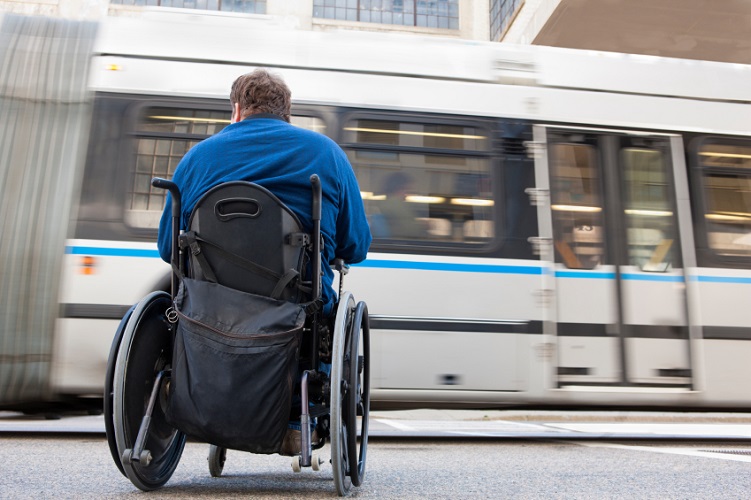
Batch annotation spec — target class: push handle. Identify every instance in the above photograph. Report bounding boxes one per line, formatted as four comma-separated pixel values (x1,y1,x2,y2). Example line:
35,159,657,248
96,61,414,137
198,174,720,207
152,177,182,298
310,175,322,304
310,174,322,222
151,178,181,210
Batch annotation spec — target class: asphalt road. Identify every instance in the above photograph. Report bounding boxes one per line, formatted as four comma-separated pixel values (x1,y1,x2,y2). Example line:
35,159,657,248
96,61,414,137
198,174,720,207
2,410,751,499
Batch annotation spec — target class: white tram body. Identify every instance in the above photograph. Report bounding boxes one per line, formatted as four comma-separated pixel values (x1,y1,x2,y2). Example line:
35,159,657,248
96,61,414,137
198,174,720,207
2,10,750,410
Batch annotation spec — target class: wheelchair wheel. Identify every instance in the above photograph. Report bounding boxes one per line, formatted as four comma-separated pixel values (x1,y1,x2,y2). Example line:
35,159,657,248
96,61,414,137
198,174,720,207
346,301,370,487
112,291,186,491
208,445,227,477
331,292,370,495
104,305,135,477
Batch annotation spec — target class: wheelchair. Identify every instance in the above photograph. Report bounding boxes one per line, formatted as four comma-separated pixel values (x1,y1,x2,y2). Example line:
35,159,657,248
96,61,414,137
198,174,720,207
104,175,370,496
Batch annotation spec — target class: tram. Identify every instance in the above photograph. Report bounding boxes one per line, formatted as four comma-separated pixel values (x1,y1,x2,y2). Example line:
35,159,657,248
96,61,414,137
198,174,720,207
1,9,750,412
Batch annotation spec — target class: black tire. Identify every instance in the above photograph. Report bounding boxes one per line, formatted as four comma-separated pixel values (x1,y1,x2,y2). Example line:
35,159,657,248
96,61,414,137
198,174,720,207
346,301,370,487
208,445,227,477
331,292,355,496
113,292,186,491
104,305,135,477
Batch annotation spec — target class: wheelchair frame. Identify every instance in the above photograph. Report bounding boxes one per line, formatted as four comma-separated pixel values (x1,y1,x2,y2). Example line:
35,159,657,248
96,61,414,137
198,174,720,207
104,175,370,496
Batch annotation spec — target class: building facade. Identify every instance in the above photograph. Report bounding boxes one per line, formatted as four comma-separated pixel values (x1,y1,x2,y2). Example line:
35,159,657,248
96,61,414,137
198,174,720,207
1,0,748,63
0,1,490,40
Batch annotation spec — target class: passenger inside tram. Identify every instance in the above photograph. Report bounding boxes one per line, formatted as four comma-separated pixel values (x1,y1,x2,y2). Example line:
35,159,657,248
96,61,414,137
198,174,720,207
375,172,430,239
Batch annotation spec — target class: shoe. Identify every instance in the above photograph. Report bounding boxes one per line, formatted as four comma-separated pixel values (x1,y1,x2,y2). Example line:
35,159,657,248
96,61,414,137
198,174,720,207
280,428,320,456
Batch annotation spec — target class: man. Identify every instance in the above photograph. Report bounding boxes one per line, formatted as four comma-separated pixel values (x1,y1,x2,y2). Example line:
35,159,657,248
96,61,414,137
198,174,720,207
157,69,372,314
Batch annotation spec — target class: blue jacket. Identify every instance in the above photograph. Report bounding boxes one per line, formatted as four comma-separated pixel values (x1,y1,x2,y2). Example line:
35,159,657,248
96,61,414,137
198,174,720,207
157,114,372,310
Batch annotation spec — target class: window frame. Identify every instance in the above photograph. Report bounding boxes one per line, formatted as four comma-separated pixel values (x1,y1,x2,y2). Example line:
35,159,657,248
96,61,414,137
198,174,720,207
312,0,460,30
121,100,331,234
690,135,751,267
109,0,267,14
338,110,501,255
617,136,682,272
122,100,233,232
490,0,525,41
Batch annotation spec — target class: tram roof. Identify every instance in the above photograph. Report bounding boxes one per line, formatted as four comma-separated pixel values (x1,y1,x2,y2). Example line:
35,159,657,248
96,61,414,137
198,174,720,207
92,9,751,105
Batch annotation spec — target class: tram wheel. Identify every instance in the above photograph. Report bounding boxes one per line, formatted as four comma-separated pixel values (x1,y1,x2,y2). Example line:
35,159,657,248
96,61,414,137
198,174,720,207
113,291,186,491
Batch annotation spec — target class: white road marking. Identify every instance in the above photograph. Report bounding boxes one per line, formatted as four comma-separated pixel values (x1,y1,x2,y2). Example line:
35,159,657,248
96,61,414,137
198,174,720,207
375,419,416,431
571,441,751,463
547,422,751,438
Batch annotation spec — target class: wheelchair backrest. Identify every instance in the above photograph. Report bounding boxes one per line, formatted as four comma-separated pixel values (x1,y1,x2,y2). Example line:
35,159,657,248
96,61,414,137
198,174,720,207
183,181,309,301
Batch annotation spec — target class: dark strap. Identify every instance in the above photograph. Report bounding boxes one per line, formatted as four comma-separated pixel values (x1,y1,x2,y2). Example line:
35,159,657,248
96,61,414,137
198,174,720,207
304,299,323,316
270,269,300,300
170,261,185,281
179,232,219,283
179,231,305,298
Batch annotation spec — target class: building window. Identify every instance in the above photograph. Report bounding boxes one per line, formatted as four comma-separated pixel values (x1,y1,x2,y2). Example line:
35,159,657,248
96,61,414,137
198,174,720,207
490,0,523,41
313,0,459,30
109,0,266,14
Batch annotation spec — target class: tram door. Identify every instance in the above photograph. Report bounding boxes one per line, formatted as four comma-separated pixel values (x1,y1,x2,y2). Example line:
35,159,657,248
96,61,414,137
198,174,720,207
532,126,693,389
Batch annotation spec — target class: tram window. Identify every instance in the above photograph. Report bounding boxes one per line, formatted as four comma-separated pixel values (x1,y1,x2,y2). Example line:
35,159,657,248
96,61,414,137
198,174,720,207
344,117,492,245
699,142,751,258
343,119,488,151
292,115,327,135
126,108,230,229
125,107,325,230
352,153,493,242
131,136,201,213
621,148,675,271
549,143,604,269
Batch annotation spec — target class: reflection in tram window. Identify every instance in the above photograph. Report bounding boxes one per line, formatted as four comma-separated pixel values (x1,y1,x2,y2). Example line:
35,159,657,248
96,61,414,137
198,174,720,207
549,143,604,269
621,147,675,271
345,118,493,245
344,119,487,150
700,142,751,257
124,108,324,229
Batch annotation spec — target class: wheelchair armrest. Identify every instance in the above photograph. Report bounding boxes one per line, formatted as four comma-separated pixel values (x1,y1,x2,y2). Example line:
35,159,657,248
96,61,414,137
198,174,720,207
332,258,349,276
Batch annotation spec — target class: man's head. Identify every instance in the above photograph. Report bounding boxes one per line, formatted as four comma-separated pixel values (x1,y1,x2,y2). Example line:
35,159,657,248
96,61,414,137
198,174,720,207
230,69,291,123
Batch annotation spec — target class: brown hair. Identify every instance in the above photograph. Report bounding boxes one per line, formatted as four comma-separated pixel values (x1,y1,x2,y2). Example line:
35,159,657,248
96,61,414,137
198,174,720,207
230,69,291,122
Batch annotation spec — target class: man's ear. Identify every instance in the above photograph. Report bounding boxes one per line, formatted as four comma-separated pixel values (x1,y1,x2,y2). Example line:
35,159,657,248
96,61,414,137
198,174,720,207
230,102,241,123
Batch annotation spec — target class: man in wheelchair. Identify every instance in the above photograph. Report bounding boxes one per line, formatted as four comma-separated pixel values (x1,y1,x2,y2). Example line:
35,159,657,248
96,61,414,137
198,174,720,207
158,68,371,448
104,69,372,495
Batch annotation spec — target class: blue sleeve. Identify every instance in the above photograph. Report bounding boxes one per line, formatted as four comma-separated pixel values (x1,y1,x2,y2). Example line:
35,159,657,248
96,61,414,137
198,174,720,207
156,145,197,263
335,153,372,264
